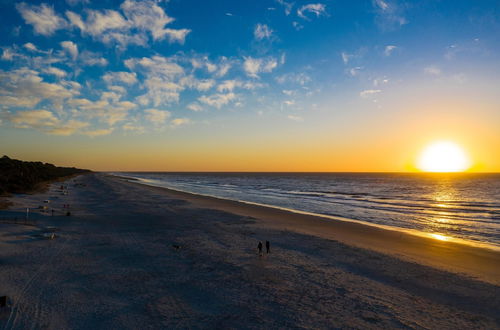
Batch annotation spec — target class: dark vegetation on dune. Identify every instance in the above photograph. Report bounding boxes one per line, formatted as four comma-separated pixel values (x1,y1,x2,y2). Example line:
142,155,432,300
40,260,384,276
0,155,91,196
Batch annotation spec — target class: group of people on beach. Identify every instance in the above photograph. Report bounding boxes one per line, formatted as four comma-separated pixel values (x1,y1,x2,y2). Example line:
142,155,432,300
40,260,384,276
257,240,270,256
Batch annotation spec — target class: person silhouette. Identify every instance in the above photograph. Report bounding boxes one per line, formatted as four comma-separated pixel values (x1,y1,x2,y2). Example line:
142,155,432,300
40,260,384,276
257,241,263,256
266,240,270,254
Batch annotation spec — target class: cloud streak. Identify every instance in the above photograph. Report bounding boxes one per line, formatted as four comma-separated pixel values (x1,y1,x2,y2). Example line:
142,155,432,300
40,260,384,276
359,89,381,98
297,4,326,20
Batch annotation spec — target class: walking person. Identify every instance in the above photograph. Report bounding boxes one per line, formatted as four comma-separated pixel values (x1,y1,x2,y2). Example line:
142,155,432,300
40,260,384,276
257,241,263,256
266,240,270,254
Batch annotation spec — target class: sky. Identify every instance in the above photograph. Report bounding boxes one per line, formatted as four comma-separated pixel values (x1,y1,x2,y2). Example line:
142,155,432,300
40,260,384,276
0,0,499,172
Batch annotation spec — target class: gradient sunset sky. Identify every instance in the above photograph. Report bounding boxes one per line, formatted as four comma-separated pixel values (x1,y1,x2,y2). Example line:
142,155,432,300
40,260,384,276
0,0,499,171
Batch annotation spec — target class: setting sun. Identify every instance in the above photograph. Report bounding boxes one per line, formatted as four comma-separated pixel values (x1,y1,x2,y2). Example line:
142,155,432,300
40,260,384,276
417,141,471,172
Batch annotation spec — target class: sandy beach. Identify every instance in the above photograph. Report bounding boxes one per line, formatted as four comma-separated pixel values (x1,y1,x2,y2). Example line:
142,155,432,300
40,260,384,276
0,173,499,329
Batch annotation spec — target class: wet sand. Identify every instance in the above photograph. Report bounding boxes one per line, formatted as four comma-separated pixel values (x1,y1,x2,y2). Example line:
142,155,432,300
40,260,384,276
0,173,499,329
130,179,500,286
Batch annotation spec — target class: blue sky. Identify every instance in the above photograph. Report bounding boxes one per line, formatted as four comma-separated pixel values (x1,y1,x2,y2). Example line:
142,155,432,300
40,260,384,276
0,0,499,170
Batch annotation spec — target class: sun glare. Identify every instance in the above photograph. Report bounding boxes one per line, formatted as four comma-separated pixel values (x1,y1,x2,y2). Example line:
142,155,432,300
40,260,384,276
430,233,449,241
417,141,470,172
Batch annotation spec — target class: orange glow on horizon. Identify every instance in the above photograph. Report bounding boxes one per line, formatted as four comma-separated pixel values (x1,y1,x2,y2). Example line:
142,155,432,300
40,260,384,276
3,98,498,173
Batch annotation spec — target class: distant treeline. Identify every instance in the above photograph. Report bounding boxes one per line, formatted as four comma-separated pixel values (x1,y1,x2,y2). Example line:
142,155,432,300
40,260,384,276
0,156,91,195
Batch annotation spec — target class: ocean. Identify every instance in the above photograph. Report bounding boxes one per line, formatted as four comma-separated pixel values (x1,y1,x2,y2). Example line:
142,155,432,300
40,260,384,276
115,172,500,250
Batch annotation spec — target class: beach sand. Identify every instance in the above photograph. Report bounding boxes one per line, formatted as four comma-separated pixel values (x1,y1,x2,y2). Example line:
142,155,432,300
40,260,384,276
0,173,498,329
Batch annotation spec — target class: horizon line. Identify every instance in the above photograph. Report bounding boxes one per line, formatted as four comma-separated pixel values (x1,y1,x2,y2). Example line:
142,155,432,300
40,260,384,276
101,170,500,174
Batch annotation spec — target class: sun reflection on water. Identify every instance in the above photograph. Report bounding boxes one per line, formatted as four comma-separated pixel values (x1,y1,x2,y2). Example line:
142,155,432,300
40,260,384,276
425,179,462,243
435,203,450,208
430,233,449,241
433,217,450,224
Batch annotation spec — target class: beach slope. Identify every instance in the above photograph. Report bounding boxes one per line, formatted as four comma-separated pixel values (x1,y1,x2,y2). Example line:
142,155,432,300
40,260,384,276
0,173,498,329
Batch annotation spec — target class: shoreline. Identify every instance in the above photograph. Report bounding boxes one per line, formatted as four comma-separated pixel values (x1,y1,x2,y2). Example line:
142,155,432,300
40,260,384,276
115,174,500,286
116,175,500,252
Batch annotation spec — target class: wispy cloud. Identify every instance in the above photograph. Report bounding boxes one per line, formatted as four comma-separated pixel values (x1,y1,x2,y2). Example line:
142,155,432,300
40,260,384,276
254,24,273,41
68,93,136,125
360,89,381,98
373,0,389,11
171,118,190,127
64,0,191,48
287,115,303,122
384,45,397,56
23,43,40,53
60,41,78,60
17,3,67,36
126,56,184,78
120,0,189,43
444,40,488,60
180,76,215,91
1,0,495,142
42,66,67,78
276,0,293,15
347,67,363,77
80,50,108,66
10,109,59,129
1,47,23,61
340,49,365,65
292,21,304,31
372,0,407,30
188,55,218,73
373,77,389,86
276,72,311,85
83,128,113,137
216,79,263,92
451,73,467,84
122,122,144,133
198,93,236,109
144,108,171,124
217,80,240,93
0,68,79,109
215,57,232,77
424,65,441,76
297,4,327,20
138,78,182,106
125,55,184,106
243,56,278,78
48,120,89,136
187,103,203,112
341,52,352,64
103,71,138,85
8,109,89,136
66,9,144,48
